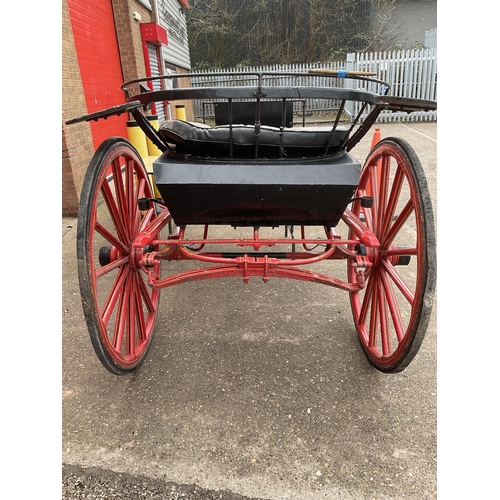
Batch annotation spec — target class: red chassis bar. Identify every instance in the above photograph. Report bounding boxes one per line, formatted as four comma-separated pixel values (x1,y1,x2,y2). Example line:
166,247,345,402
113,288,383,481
126,205,386,293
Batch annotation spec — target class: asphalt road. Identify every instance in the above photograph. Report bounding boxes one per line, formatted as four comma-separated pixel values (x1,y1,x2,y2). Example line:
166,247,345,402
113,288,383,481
62,121,437,499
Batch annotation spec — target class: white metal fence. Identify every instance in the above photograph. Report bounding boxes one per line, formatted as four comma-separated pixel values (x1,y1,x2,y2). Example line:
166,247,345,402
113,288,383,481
350,49,437,122
190,49,437,123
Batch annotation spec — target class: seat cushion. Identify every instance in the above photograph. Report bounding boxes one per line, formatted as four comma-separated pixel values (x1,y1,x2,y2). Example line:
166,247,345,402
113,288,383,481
158,120,348,157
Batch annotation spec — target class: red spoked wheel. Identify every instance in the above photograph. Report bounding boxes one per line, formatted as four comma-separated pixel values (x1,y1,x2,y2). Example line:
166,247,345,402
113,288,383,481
77,138,165,375
348,137,436,373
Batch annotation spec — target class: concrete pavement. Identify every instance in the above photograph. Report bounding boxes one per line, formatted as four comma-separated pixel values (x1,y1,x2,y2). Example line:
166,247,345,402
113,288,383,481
62,121,437,499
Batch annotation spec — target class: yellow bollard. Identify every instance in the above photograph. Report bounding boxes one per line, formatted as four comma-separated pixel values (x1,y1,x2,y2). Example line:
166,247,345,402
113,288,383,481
126,120,148,159
141,115,162,199
146,166,162,199
175,104,186,121
145,115,162,156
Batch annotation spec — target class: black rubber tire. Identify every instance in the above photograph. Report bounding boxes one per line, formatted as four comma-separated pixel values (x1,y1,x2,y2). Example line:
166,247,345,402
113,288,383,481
348,137,436,373
77,137,162,375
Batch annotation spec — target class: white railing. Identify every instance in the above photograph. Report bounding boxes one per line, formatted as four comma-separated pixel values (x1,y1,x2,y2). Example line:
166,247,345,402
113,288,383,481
349,49,437,122
190,49,437,123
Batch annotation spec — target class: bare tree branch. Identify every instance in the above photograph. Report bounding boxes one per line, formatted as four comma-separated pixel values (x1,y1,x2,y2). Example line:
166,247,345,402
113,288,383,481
186,0,400,69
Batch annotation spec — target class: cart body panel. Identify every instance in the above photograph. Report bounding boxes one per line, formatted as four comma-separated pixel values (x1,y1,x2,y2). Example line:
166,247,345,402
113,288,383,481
153,151,361,227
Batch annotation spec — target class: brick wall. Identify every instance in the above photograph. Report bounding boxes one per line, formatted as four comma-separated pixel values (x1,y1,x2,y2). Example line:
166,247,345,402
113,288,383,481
112,0,154,97
62,0,94,216
167,66,194,121
62,0,155,215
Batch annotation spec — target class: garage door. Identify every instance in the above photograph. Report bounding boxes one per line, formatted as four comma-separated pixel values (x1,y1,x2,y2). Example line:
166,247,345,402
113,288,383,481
68,0,128,149
147,42,166,123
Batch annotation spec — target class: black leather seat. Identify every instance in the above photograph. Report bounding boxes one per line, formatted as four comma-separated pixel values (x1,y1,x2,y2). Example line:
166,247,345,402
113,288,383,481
158,119,348,158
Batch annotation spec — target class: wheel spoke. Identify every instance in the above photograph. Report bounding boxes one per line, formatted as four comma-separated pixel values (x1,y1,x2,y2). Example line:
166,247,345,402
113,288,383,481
377,154,391,238
381,198,414,250
133,175,147,235
137,268,156,314
101,266,128,326
138,207,155,234
362,205,374,232
126,273,137,357
112,268,130,352
368,275,379,348
126,159,137,234
101,179,129,245
133,272,148,343
358,272,375,325
380,164,404,239
95,255,129,279
381,259,414,305
380,267,405,343
377,276,391,355
111,158,131,240
368,164,379,235
95,221,129,255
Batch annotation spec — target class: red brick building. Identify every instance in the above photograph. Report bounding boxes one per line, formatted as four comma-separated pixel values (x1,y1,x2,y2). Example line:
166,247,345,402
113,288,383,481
62,0,191,215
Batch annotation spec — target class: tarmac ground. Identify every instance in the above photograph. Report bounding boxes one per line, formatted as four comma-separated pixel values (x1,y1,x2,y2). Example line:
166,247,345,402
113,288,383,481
62,120,437,499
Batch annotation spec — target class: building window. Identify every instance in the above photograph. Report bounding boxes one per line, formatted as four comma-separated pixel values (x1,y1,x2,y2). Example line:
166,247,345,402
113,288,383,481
164,65,178,89
137,0,152,10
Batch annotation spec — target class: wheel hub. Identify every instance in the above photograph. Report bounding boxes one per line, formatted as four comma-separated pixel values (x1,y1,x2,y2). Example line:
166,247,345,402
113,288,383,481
98,246,123,267
98,245,156,269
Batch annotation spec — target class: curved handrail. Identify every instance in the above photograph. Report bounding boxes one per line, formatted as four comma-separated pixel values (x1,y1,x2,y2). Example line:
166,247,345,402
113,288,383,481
120,69,391,92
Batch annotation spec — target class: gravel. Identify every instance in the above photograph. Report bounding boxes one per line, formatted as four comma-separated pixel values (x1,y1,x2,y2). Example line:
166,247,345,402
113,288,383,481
62,464,266,500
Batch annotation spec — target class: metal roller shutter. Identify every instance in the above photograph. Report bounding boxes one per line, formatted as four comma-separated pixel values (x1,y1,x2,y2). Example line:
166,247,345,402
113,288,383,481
147,43,166,123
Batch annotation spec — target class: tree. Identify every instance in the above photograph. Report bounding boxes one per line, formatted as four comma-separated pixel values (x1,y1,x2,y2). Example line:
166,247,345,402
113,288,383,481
186,0,398,69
